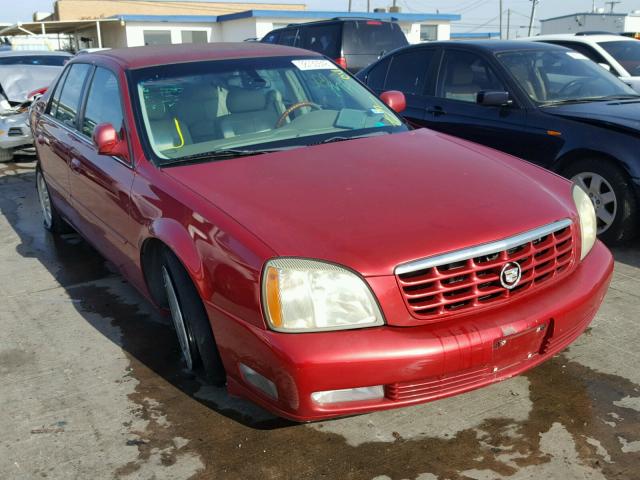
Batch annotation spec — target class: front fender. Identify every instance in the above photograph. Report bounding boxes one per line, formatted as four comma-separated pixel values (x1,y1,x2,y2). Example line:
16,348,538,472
146,217,212,300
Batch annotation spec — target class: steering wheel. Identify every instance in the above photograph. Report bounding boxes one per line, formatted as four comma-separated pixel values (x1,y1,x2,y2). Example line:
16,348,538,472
275,102,320,128
557,77,597,97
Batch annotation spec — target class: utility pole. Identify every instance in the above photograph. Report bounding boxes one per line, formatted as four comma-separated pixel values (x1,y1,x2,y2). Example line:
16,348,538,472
499,0,503,39
605,1,621,13
592,0,596,12
367,0,370,12
348,0,352,12
528,0,539,37
507,8,511,39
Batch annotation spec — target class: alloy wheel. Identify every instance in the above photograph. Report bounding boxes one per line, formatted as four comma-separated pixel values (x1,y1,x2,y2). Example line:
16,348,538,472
36,170,53,229
572,171,617,235
162,266,195,370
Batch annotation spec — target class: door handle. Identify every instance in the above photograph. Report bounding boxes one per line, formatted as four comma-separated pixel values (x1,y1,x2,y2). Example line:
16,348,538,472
427,106,446,116
70,157,82,173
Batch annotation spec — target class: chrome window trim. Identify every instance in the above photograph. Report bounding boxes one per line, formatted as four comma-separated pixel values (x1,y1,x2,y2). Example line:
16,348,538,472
395,219,573,276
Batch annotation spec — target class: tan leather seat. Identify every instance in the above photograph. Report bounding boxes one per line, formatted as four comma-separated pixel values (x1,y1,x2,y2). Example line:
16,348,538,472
218,88,284,138
444,63,482,102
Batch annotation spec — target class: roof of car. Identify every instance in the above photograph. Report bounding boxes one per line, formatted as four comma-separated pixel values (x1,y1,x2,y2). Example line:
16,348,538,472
82,42,319,69
399,40,564,53
527,34,634,43
0,50,72,57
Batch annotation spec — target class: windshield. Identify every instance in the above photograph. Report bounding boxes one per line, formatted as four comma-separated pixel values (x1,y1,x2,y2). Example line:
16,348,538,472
599,40,640,76
497,49,637,105
130,56,406,164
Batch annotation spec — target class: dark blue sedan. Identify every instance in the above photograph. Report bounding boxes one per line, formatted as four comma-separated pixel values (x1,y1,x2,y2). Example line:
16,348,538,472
357,41,640,243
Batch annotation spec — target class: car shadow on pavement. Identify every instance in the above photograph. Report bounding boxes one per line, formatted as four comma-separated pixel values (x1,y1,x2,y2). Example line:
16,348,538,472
0,163,292,431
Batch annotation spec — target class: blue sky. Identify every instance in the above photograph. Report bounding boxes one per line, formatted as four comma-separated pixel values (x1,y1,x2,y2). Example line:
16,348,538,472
4,0,640,34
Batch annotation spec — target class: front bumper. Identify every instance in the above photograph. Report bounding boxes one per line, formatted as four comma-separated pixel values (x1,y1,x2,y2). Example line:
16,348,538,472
209,241,613,421
0,112,32,153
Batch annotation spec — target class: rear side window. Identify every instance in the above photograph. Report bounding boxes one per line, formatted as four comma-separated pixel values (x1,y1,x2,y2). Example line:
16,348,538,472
279,28,300,47
343,21,408,55
50,63,91,127
48,67,70,116
262,31,280,43
300,24,341,58
0,55,68,66
81,67,124,138
364,56,391,90
384,49,435,94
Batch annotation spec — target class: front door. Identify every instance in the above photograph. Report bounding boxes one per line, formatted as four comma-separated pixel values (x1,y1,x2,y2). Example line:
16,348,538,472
421,49,532,159
67,66,137,271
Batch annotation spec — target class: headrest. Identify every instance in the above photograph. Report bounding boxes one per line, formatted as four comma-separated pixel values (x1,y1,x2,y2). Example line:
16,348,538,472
146,98,168,121
226,88,268,113
450,63,474,85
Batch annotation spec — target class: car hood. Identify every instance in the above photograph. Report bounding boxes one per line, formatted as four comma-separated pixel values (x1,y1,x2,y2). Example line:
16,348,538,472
542,99,640,134
164,129,575,276
0,65,61,105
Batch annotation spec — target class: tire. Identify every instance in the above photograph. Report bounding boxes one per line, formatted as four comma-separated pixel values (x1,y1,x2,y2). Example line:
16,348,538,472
161,249,226,386
35,164,71,234
563,158,638,244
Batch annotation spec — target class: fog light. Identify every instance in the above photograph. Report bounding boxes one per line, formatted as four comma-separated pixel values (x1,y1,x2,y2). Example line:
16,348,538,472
311,386,384,405
239,363,278,400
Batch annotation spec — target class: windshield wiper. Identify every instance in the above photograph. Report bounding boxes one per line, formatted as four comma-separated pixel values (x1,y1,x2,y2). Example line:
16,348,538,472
542,94,640,106
161,146,298,166
314,130,390,145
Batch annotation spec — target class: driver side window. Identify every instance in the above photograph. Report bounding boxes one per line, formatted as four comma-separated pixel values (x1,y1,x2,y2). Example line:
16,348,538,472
439,51,506,103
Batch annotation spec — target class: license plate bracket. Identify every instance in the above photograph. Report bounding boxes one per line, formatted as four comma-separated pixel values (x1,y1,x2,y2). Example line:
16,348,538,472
493,323,547,372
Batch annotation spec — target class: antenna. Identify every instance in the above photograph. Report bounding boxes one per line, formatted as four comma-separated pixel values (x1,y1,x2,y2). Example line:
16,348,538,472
605,1,621,13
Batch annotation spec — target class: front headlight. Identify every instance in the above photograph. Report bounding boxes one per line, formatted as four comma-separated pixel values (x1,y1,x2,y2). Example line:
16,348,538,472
572,184,597,260
262,258,385,332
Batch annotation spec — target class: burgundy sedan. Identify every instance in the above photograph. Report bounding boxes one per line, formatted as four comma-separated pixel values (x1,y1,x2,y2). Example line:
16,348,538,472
31,43,613,421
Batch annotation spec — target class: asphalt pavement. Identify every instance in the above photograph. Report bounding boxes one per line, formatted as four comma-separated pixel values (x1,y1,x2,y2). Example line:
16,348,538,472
1,159,639,480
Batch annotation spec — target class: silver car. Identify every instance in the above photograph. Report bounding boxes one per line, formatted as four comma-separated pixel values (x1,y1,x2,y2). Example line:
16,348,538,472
0,51,70,161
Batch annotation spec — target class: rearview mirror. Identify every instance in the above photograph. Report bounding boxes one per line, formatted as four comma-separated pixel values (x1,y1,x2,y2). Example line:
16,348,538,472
476,91,511,107
93,123,128,160
379,90,406,113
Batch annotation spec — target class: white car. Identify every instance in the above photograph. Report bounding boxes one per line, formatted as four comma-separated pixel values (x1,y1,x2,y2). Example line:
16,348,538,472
0,51,69,161
525,34,640,92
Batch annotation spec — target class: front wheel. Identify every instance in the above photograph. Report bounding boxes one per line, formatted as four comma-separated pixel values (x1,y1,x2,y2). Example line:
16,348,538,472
161,250,226,385
564,158,638,244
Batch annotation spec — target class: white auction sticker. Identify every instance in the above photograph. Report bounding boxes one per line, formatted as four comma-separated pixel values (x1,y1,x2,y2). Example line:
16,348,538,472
292,59,338,70
566,51,589,60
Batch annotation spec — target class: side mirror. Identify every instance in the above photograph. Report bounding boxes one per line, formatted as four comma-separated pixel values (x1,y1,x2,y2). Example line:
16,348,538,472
598,62,611,72
93,123,128,160
379,90,406,113
477,91,512,107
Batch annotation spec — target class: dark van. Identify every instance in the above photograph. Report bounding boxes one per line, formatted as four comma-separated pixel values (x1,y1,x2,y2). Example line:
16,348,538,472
261,18,408,73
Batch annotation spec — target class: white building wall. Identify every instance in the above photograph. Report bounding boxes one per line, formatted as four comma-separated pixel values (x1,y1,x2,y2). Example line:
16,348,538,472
100,22,127,48
436,23,450,40
624,15,640,32
125,21,215,47
220,17,261,42
540,14,626,34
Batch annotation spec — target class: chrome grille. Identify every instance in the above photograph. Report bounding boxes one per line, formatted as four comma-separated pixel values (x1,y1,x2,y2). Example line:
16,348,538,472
395,219,575,320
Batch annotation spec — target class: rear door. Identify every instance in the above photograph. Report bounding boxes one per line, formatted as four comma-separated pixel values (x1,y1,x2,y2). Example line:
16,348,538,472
364,47,439,127
299,23,342,65
68,66,137,269
35,63,91,214
423,48,532,158
342,21,409,73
